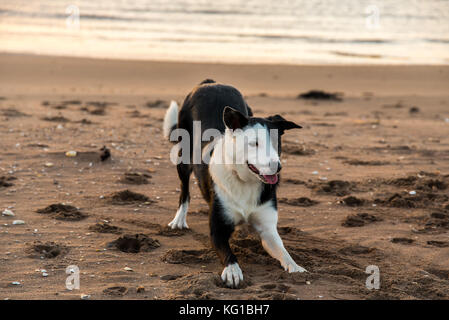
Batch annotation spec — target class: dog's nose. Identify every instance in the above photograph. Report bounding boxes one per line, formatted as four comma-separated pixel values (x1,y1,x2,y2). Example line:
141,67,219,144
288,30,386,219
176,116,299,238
267,160,282,175
276,162,282,173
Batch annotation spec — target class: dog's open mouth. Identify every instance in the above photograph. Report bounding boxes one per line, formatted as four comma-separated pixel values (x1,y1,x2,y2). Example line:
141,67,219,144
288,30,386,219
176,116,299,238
247,163,279,185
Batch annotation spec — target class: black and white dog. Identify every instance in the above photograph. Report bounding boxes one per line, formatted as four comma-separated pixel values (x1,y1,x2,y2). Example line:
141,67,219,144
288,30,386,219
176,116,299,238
163,79,306,288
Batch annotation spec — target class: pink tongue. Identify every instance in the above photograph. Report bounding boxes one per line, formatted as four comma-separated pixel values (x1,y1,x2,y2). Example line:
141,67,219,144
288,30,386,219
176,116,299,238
263,174,278,185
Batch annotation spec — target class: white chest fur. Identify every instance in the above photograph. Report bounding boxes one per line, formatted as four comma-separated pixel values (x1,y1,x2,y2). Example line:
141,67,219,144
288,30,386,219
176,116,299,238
210,163,266,224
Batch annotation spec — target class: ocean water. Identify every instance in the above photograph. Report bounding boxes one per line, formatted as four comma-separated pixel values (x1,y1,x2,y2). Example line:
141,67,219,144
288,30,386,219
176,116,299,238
1,0,448,64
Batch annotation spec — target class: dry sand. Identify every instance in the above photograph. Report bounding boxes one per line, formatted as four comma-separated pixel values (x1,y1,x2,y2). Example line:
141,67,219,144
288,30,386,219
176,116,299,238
0,53,449,300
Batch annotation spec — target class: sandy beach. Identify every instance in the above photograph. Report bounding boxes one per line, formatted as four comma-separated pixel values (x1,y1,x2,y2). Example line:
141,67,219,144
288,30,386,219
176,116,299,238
1,53,449,300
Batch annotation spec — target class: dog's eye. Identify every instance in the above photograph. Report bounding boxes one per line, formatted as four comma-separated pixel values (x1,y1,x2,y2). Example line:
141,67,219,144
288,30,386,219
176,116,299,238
249,141,258,147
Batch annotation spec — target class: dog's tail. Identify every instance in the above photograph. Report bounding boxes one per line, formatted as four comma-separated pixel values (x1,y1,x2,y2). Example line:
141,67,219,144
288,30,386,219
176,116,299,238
163,100,179,141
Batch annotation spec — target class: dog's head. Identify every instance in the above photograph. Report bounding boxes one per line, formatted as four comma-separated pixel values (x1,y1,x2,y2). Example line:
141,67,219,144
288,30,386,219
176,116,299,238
222,106,302,185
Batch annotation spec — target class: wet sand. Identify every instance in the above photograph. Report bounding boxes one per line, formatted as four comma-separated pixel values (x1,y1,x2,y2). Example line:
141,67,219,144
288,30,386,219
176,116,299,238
1,54,449,300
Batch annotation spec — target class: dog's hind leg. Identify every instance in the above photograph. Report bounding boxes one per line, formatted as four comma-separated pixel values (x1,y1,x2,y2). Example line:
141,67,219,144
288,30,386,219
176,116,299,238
168,163,192,229
250,204,307,273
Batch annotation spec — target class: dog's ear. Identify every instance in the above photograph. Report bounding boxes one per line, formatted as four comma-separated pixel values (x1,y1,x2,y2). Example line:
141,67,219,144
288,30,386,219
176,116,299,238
267,114,302,135
223,106,249,130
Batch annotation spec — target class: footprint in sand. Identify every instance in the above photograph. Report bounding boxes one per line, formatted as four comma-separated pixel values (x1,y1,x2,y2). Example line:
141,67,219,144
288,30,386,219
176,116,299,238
107,234,160,253
36,203,88,221
26,241,68,259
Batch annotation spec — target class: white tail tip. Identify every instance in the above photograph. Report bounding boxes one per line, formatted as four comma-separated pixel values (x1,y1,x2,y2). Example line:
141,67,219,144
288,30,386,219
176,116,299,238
163,100,179,139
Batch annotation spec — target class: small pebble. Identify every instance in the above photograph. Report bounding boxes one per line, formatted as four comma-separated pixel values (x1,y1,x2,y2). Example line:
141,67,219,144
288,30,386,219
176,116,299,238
65,151,77,157
11,281,21,285
12,220,25,225
137,286,145,293
80,294,91,300
409,190,417,195
2,209,15,217
124,267,133,272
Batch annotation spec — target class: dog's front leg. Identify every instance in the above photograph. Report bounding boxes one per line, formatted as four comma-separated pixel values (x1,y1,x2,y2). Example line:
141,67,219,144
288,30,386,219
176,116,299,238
250,205,307,273
210,203,243,288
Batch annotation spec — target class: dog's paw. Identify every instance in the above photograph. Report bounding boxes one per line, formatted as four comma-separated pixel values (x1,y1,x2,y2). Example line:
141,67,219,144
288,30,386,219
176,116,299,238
168,218,189,230
281,257,307,273
168,203,189,229
285,263,307,273
221,263,243,288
